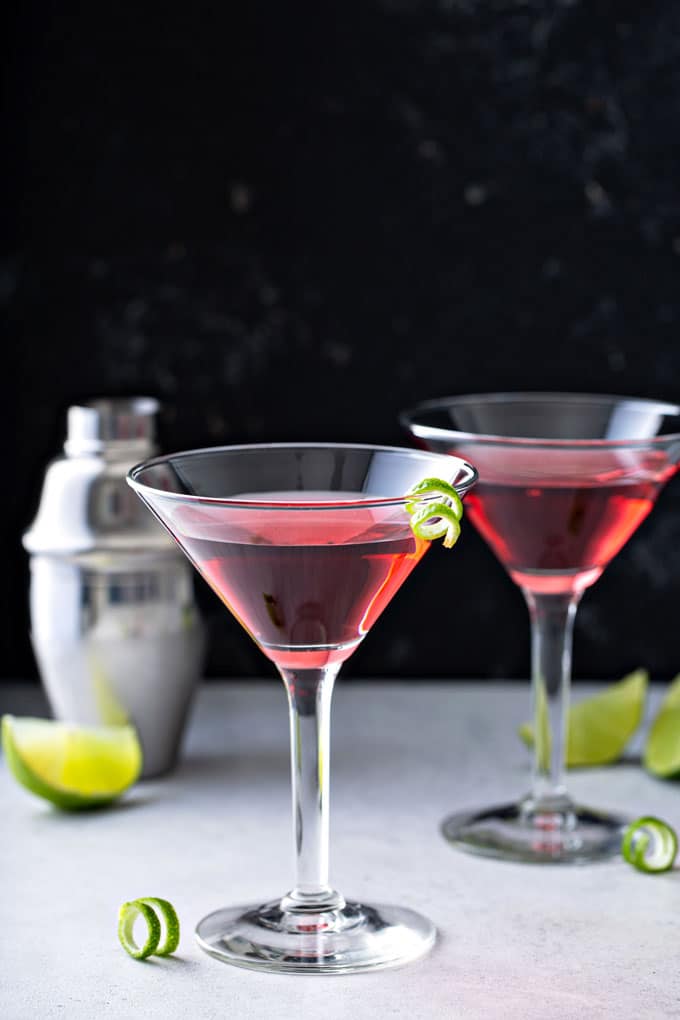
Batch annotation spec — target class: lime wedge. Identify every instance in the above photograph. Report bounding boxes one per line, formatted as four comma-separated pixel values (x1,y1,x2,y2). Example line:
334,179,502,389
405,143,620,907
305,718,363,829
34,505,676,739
519,669,648,767
643,674,680,778
1,715,142,810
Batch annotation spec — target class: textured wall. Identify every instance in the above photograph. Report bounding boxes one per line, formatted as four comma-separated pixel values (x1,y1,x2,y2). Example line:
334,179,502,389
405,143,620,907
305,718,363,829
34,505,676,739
4,1,680,680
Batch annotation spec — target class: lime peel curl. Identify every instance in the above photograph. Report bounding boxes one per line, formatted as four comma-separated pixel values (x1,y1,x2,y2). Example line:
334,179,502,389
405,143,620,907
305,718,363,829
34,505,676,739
405,477,464,549
118,897,180,960
621,816,678,874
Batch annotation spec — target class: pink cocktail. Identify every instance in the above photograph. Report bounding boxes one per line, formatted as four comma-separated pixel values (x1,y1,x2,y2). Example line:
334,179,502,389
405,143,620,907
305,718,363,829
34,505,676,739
462,445,675,595
402,393,680,864
169,499,429,669
128,443,476,973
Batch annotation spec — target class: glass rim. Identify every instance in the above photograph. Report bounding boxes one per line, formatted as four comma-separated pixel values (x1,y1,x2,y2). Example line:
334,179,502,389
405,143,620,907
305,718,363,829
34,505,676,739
400,391,680,449
127,441,478,510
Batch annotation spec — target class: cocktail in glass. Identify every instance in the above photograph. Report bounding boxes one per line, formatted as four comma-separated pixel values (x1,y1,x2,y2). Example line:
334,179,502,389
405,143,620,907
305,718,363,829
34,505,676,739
401,393,680,864
128,443,476,973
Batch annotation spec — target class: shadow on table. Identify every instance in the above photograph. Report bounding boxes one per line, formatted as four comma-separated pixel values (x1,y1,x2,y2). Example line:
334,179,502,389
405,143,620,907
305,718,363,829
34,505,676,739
140,955,202,971
20,794,156,827
174,748,288,785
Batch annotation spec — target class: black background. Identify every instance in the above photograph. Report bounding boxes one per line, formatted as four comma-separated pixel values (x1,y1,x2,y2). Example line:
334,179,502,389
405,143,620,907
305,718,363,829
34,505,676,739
4,1,680,682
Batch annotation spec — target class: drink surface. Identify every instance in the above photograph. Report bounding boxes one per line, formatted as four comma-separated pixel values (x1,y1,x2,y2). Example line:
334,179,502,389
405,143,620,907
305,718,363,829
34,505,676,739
168,492,428,668
466,481,656,593
452,446,676,594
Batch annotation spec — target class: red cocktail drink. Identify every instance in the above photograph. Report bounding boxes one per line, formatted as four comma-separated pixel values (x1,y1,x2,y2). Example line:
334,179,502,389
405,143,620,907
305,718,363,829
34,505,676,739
402,394,680,864
128,443,476,973
459,446,676,595
171,499,428,668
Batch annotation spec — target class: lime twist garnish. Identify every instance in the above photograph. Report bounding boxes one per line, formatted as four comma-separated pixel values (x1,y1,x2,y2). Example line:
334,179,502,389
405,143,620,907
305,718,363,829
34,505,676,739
405,477,464,549
118,897,180,960
621,817,678,874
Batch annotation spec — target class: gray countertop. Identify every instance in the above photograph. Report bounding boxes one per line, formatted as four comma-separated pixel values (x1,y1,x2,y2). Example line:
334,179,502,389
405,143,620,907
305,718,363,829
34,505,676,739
1,681,679,1020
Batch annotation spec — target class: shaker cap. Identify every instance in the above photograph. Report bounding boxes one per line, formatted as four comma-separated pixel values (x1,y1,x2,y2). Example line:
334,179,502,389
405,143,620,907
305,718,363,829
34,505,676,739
65,397,160,456
23,396,174,556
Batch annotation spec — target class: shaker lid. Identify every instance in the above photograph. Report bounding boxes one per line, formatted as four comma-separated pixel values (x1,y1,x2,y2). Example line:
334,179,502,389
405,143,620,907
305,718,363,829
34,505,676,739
23,396,175,555
65,397,160,456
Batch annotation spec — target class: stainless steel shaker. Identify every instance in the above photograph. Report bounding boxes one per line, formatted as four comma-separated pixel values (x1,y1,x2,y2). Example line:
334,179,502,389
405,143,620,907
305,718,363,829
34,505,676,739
23,398,205,777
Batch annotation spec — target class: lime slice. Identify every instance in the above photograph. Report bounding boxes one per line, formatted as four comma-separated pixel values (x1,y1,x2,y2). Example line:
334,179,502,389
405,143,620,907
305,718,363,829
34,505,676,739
1,715,142,810
643,674,680,778
621,817,678,873
118,897,180,960
518,669,648,767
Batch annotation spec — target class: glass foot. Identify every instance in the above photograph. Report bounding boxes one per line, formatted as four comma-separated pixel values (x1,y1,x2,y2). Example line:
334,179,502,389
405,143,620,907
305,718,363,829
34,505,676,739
196,898,436,974
442,799,627,864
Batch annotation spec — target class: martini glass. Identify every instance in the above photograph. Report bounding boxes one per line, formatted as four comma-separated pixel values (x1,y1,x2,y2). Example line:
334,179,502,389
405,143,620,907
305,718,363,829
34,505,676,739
401,393,680,865
128,442,476,973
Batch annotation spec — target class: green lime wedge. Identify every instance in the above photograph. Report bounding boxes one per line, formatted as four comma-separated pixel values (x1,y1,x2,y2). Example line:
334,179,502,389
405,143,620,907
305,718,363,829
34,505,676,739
1,715,142,810
643,674,680,778
518,669,648,767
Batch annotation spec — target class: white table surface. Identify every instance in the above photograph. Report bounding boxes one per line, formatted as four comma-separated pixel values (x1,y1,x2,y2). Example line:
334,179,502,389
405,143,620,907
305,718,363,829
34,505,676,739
1,680,679,1020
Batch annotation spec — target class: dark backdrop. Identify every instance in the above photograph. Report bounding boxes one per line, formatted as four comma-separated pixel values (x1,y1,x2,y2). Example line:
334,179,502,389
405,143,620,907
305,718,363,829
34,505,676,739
4,1,680,681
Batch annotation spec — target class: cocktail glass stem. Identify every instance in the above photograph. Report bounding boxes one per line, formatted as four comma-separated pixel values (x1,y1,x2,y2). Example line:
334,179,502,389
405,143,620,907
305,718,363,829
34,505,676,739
522,590,581,820
279,665,345,914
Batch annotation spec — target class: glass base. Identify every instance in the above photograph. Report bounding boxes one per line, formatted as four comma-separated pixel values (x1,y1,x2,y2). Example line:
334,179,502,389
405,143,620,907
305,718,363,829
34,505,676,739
442,799,627,864
195,898,436,974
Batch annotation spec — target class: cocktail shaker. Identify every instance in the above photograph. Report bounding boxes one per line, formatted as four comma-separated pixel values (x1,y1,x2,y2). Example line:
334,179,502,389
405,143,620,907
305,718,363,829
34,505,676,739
23,398,205,777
